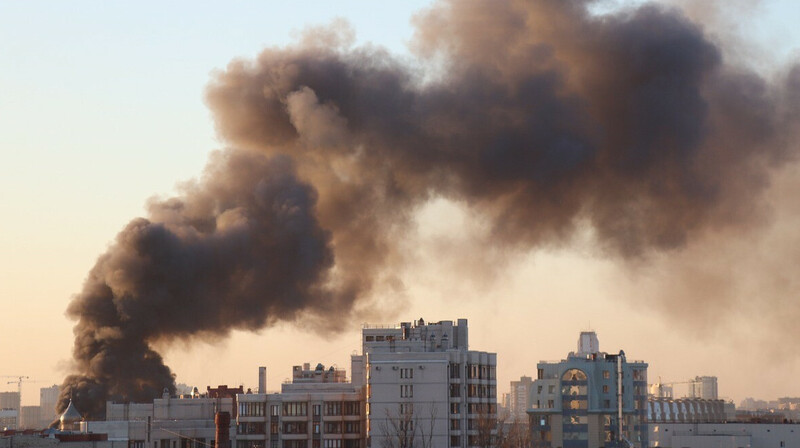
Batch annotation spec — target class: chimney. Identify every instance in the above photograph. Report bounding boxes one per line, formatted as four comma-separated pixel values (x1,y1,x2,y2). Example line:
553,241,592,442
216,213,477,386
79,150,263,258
258,367,267,394
215,411,231,448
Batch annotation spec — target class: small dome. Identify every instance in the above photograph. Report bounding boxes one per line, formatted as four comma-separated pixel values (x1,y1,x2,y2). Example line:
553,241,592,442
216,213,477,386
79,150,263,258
59,399,82,430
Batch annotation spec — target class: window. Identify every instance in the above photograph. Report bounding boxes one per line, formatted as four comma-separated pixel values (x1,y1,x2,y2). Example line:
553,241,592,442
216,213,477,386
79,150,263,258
284,442,307,448
450,436,461,447
562,369,587,381
365,336,374,342
450,403,460,414
343,401,360,415
604,400,611,409
323,441,341,448
238,423,266,435
270,422,278,435
548,385,555,394
313,405,321,416
450,384,461,397
400,367,414,379
537,385,542,394
450,419,460,430
283,402,308,416
325,401,342,416
283,422,307,434
240,402,266,417
547,400,554,408
344,421,360,433
399,403,413,415
450,363,461,379
603,370,610,379
537,369,544,379
324,422,342,434
603,385,609,393
400,384,413,398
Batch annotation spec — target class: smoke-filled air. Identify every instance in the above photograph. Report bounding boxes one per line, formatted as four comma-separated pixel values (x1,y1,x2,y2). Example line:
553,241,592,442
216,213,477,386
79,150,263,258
59,0,800,419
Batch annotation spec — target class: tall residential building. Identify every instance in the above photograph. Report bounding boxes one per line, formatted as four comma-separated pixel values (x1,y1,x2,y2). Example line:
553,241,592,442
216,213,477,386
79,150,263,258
528,331,648,448
507,376,534,422
39,384,60,428
353,318,497,448
688,376,718,400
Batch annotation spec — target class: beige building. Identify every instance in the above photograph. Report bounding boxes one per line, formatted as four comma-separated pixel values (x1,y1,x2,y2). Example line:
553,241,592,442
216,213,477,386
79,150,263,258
237,364,364,448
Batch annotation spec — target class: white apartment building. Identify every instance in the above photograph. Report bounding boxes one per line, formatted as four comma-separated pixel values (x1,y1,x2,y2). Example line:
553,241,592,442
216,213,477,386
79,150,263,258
352,318,497,448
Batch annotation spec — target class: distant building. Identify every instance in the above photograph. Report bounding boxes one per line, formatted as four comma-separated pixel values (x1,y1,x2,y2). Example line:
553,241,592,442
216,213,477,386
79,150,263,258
649,422,800,447
647,398,727,423
507,376,533,422
528,331,649,448
0,409,17,430
689,376,718,401
0,393,20,412
40,385,60,428
19,406,41,429
353,318,497,448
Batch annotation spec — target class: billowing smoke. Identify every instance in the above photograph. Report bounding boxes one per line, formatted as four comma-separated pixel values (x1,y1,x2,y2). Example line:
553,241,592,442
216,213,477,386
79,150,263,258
60,0,799,418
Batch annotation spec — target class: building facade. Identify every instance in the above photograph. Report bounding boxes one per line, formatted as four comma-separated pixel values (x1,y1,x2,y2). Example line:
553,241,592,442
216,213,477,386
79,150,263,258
528,332,648,448
353,318,497,448
507,376,534,423
649,422,800,447
236,363,364,448
688,377,718,401
40,385,61,428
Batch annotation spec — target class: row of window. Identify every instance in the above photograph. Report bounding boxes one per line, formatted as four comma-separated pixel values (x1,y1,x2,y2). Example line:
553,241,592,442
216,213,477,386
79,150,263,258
449,402,498,415
154,439,209,448
240,402,361,417
448,363,497,380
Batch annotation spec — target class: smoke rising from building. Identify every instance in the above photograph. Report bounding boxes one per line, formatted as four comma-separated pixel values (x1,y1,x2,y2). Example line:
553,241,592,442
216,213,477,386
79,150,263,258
59,0,799,418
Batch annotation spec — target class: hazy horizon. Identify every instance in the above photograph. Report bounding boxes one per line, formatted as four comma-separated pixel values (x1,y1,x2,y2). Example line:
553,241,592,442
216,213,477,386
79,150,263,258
2,0,800,409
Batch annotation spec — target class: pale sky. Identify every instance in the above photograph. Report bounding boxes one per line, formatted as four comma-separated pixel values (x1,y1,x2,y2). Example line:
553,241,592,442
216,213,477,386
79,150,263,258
1,0,799,407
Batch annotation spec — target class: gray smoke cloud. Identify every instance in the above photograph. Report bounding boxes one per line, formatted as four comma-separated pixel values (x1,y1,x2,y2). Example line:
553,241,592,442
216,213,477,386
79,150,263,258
60,0,799,418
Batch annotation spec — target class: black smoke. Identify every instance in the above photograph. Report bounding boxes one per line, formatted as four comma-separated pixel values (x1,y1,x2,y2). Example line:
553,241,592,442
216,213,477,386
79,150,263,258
60,0,799,418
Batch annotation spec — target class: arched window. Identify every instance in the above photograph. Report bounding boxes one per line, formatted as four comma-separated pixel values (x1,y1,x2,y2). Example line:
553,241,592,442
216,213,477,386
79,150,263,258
561,369,587,381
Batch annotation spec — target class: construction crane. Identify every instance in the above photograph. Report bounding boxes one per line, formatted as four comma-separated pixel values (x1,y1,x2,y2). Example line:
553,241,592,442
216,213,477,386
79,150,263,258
1,375,30,410
651,376,699,398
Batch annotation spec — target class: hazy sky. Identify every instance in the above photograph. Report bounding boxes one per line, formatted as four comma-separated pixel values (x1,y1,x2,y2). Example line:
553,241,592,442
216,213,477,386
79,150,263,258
1,0,799,407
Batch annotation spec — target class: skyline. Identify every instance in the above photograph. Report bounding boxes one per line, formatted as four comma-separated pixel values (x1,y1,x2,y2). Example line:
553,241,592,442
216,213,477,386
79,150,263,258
2,0,800,408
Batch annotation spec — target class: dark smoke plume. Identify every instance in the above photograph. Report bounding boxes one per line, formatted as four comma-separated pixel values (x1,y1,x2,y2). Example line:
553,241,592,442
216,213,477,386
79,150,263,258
61,0,799,418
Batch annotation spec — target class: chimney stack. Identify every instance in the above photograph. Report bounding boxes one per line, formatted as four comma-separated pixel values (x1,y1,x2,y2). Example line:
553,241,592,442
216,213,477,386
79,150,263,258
215,411,231,448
